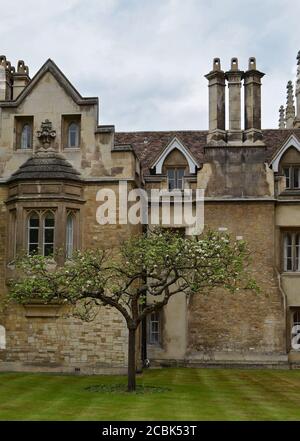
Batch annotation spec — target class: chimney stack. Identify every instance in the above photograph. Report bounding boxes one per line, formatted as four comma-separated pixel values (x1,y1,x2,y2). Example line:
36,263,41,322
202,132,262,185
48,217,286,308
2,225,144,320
0,56,13,100
205,58,226,144
225,58,243,142
243,57,265,143
12,60,30,99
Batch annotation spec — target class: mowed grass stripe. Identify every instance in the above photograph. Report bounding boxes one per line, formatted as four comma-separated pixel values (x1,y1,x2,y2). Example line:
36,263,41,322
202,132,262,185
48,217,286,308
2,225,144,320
1,369,300,420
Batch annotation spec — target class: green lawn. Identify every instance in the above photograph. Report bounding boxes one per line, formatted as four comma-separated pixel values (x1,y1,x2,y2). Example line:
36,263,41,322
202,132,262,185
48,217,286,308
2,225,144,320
0,368,300,420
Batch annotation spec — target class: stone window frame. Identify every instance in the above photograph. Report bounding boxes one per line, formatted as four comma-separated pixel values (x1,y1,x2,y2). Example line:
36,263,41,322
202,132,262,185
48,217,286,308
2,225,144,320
61,114,81,150
66,209,79,259
166,167,185,191
26,209,56,256
147,311,162,346
14,115,34,150
282,165,300,190
281,229,300,273
7,202,81,263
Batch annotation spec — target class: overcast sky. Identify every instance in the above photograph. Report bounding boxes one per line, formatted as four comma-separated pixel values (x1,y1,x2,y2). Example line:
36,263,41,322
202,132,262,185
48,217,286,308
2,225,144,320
1,0,299,131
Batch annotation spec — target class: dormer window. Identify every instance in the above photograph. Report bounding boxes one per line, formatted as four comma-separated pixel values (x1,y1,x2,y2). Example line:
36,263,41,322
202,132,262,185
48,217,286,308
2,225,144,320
283,166,300,189
68,122,79,148
167,168,185,190
21,124,32,149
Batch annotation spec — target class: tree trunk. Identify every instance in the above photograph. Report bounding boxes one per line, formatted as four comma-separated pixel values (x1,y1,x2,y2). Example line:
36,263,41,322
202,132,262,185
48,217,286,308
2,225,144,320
127,327,136,392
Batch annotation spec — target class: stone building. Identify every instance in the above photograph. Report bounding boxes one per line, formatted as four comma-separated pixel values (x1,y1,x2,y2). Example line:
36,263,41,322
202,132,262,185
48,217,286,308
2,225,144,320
0,52,300,373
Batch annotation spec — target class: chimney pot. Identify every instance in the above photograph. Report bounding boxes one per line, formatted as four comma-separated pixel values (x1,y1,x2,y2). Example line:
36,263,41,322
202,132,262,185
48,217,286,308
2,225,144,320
243,58,264,142
248,57,256,70
231,58,238,70
205,59,226,144
226,58,243,141
213,58,221,71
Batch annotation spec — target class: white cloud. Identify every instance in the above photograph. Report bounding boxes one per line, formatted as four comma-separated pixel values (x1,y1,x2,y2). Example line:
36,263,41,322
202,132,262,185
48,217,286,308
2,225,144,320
0,0,299,131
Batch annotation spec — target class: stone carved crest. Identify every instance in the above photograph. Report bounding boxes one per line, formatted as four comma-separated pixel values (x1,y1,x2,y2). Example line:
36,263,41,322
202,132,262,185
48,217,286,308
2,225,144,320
36,119,56,149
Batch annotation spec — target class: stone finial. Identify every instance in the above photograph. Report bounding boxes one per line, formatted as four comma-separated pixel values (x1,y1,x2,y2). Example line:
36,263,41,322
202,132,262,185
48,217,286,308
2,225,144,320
296,51,300,93
17,60,29,76
248,57,256,70
279,105,285,129
285,80,295,128
36,119,56,150
295,51,300,127
0,56,7,68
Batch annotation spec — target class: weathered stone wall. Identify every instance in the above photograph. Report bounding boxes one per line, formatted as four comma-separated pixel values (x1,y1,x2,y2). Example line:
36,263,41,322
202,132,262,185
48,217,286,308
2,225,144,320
187,202,285,356
0,183,141,373
3,303,127,373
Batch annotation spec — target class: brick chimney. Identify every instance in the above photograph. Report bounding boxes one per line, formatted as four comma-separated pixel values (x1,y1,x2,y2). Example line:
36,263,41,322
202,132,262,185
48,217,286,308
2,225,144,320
0,56,13,100
225,58,243,142
205,58,226,144
12,60,30,99
243,57,265,143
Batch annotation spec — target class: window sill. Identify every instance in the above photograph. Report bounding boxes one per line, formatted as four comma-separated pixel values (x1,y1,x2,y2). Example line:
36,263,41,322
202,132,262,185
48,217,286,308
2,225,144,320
14,149,33,153
280,190,300,196
63,147,81,152
281,272,300,277
23,303,61,318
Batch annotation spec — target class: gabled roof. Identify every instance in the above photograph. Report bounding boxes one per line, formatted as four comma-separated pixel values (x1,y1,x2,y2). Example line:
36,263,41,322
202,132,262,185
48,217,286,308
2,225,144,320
115,129,300,176
115,131,207,175
269,133,300,172
0,59,98,108
150,136,200,174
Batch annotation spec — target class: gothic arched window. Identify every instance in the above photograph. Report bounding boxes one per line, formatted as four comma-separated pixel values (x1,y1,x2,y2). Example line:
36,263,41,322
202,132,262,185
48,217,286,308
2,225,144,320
43,211,55,256
66,212,74,258
21,124,32,149
28,212,39,255
27,211,55,256
68,122,79,148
